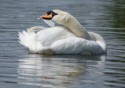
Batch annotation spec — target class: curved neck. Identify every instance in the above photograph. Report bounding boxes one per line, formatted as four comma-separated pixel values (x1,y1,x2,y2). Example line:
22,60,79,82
64,15,91,39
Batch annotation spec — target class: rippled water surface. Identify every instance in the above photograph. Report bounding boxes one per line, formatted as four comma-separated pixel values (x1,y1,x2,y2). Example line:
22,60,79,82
0,0,125,88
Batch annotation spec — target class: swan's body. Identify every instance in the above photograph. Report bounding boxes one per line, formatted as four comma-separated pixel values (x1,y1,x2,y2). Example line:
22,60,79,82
19,10,106,55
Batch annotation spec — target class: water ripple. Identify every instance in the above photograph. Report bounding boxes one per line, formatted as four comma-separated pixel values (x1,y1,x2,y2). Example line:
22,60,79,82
0,0,125,88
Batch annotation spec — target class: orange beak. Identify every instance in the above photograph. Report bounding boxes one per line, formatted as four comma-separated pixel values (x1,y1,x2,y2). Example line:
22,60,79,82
40,13,53,20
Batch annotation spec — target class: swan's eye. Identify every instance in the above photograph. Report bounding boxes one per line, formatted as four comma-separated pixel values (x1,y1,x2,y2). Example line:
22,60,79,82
47,11,58,17
40,11,58,20
47,11,52,15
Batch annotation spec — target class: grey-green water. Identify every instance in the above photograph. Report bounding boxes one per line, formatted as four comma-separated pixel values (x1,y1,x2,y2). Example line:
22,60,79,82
0,0,125,88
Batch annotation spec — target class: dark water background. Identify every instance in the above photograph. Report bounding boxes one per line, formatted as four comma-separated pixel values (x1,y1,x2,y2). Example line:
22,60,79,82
0,0,125,88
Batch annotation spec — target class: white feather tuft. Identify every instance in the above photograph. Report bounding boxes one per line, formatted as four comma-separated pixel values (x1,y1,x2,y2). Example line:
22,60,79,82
18,30,43,53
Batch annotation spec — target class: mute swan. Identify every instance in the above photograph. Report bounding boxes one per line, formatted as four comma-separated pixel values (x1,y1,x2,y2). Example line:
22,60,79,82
18,9,106,55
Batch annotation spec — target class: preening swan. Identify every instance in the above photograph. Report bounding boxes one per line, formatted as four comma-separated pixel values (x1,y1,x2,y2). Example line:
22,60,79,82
18,9,106,55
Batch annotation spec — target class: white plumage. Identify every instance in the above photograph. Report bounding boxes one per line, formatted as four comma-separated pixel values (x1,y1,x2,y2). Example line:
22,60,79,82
18,10,106,55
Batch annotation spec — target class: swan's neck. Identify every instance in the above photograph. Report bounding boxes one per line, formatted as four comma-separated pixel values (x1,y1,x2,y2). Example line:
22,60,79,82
64,15,91,39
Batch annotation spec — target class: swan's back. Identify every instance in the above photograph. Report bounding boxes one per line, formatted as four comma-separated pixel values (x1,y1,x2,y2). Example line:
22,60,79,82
36,26,75,46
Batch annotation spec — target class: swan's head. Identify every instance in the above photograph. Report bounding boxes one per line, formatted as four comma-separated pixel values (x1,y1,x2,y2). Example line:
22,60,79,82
40,9,71,25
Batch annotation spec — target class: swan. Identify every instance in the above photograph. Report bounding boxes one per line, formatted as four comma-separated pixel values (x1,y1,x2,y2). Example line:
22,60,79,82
18,9,106,55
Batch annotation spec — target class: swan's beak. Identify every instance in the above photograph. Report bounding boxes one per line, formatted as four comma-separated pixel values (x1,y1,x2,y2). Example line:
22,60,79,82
40,13,53,20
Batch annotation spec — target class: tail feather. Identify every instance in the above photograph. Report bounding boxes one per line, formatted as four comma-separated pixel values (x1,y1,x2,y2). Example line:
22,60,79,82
18,30,42,53
18,30,35,47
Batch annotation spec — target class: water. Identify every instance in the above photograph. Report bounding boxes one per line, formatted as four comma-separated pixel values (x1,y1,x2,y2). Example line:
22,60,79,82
0,0,125,88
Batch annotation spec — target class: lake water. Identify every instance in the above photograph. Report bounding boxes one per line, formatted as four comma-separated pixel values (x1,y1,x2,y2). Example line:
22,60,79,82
0,0,125,88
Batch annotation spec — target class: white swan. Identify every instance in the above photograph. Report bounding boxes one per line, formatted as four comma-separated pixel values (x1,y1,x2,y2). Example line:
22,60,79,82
18,9,106,55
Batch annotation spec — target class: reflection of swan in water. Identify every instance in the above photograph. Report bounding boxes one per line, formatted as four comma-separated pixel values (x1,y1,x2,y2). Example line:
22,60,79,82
17,55,105,88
